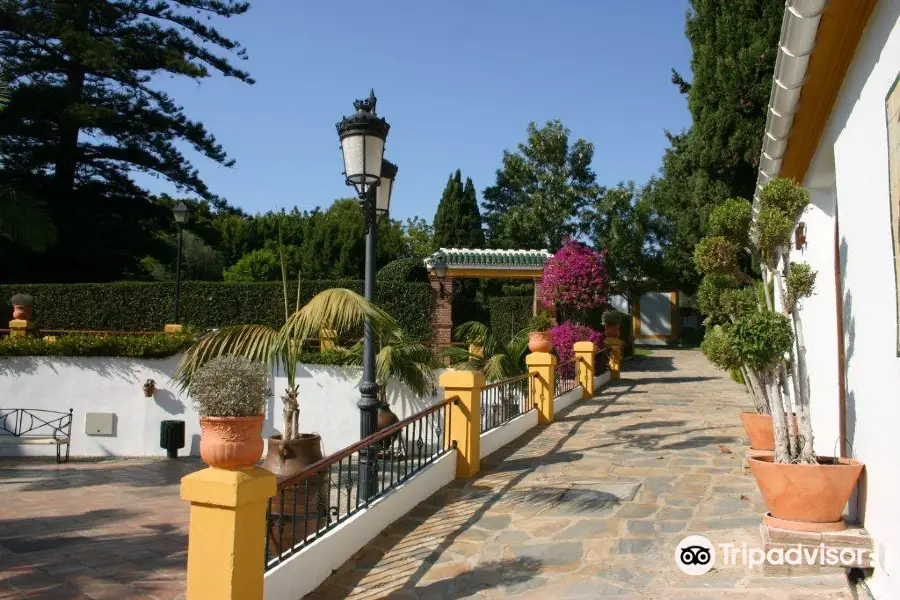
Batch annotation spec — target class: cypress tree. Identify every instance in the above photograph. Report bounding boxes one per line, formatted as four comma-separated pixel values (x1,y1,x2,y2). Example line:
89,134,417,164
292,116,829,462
433,170,484,250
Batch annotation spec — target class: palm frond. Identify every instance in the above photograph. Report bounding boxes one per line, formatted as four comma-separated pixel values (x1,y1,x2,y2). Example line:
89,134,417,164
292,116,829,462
174,325,280,391
0,80,8,110
454,321,488,345
279,288,396,345
376,331,437,397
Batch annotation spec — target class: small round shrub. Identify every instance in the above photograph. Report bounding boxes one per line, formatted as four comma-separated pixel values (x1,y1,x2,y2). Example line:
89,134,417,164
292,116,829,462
602,309,628,326
9,293,34,307
730,311,793,371
377,258,429,282
697,274,739,322
694,236,739,275
720,286,758,319
759,178,809,220
700,325,740,371
189,356,269,418
754,206,794,262
786,262,816,312
707,198,751,245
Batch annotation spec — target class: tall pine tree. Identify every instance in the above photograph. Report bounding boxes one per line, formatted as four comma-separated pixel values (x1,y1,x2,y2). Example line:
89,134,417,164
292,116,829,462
433,169,485,250
0,1,253,281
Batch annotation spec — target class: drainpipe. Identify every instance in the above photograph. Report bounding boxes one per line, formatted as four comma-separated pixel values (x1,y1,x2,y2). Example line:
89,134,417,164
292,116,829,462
752,0,828,216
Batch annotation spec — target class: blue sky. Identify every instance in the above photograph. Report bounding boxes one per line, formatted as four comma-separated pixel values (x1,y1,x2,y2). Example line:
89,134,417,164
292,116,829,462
142,0,693,224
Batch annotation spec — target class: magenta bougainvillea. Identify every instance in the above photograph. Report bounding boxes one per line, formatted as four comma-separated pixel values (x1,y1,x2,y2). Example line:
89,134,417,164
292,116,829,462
540,240,610,311
550,321,604,363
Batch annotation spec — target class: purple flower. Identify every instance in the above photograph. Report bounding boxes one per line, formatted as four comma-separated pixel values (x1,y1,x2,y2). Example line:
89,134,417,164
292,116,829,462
550,321,604,362
541,240,610,312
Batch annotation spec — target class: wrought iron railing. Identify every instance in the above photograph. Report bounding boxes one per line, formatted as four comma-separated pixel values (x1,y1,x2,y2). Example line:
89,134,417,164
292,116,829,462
595,347,609,374
480,373,534,433
554,359,578,397
265,396,458,570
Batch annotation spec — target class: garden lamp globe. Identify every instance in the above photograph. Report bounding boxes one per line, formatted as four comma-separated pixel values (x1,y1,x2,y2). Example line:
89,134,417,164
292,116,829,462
335,89,390,198
376,159,398,215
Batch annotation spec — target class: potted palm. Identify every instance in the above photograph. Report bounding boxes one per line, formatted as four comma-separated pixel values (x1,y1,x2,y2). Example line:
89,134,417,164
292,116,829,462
527,312,554,353
189,356,269,469
697,179,863,531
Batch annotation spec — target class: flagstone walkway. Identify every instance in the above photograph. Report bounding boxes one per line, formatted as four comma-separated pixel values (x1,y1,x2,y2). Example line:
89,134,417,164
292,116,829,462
310,349,853,599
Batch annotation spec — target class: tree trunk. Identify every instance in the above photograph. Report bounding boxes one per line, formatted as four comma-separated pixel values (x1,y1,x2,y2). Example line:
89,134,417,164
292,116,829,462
792,310,817,463
281,388,298,442
779,364,800,457
741,366,767,414
761,266,774,312
55,3,89,198
745,368,771,415
766,370,792,463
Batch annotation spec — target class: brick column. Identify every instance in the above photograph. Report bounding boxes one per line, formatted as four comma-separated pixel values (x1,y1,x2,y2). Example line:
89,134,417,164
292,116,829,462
532,277,556,323
430,275,453,351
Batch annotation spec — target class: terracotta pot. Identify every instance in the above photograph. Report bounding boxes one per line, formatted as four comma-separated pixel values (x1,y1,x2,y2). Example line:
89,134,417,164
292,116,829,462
263,433,326,558
528,331,553,353
604,324,621,339
739,412,798,450
12,305,32,320
377,404,401,455
748,454,864,531
199,415,264,469
143,386,155,398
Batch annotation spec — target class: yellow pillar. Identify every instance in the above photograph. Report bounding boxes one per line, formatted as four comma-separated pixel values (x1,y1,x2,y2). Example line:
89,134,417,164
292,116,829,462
526,352,557,425
574,341,595,399
164,324,183,333
8,319,32,337
439,370,485,478
605,337,623,380
181,467,276,600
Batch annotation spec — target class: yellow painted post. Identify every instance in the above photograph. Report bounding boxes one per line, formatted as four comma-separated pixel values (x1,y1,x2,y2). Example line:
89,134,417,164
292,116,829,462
605,337,623,380
180,467,276,600
164,324,183,333
439,370,485,478
8,319,32,338
574,341,595,399
526,352,557,425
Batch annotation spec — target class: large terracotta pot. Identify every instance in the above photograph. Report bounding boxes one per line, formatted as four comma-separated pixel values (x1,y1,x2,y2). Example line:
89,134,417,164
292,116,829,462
528,331,553,353
748,454,864,532
604,324,621,339
377,404,401,456
199,415,264,469
739,412,798,451
12,305,32,320
264,433,326,559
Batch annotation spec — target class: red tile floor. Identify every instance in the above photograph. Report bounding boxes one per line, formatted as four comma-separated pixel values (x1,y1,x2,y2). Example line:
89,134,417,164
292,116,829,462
0,457,202,599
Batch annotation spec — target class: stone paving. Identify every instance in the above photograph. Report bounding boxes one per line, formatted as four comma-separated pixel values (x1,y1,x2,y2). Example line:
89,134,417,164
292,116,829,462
0,456,201,599
310,350,853,599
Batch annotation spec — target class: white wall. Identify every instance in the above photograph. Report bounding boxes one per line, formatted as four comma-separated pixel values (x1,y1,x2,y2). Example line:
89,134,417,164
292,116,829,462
480,410,537,459
0,356,442,458
264,450,457,600
802,4,900,597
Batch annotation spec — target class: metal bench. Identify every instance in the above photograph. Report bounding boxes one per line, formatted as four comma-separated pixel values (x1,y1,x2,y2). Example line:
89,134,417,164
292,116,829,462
0,408,73,463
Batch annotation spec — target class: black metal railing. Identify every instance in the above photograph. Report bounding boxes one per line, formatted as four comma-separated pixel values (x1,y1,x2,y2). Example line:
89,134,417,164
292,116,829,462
264,396,458,570
595,347,609,374
480,373,534,433
554,359,578,397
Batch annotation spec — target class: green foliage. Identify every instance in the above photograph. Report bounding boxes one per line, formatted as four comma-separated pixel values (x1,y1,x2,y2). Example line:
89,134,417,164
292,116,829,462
754,206,794,263
729,367,745,385
444,321,530,382
758,178,810,221
0,281,435,340
697,274,739,323
483,120,597,251
377,258,429,283
223,248,283,282
720,286,758,319
9,293,33,307
402,217,436,259
730,311,793,371
707,198,751,246
786,262,817,313
694,236,739,275
487,296,533,342
433,170,485,250
528,312,553,332
602,310,628,326
0,331,195,358
700,325,740,371
188,356,269,418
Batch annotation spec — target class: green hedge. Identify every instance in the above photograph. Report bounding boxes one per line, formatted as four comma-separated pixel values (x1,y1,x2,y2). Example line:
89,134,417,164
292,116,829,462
488,296,533,341
0,281,435,341
377,258,429,282
0,332,196,358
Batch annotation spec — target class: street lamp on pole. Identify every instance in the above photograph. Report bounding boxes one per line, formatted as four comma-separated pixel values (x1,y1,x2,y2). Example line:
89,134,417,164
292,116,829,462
171,203,190,323
336,90,394,501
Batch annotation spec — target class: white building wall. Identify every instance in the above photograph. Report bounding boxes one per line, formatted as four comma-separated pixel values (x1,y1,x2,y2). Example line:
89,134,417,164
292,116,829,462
0,356,442,458
802,3,900,597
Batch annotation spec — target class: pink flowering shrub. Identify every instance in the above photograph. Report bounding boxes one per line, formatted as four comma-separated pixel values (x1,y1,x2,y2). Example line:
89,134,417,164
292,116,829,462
550,321,604,363
540,240,609,312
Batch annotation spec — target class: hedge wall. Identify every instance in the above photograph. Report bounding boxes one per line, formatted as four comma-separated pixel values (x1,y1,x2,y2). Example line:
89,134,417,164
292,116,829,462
1,281,435,340
488,296,533,341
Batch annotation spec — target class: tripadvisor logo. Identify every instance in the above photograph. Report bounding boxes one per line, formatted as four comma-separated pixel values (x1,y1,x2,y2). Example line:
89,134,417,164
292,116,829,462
676,535,716,575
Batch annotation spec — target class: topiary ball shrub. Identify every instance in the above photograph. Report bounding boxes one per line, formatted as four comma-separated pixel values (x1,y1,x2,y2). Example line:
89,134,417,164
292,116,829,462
730,311,793,371
189,356,269,418
377,258,429,282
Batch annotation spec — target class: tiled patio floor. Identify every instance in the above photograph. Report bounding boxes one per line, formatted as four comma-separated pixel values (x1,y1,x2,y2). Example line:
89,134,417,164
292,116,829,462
310,350,854,599
0,456,201,599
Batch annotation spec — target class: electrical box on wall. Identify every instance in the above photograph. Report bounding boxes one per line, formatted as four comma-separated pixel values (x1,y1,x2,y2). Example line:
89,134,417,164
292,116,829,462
85,412,115,436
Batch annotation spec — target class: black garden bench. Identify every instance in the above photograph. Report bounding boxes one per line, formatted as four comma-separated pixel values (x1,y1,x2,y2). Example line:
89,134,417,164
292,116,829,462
0,408,73,463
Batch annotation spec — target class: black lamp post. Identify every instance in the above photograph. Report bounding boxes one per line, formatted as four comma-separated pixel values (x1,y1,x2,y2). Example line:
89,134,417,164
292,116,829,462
171,203,190,323
336,90,394,501
429,251,449,297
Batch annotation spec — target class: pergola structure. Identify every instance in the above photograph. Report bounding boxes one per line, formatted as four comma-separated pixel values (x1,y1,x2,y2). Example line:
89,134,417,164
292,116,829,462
424,248,553,348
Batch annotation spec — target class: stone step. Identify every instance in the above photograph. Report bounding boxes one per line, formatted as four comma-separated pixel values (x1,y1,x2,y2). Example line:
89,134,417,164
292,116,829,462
758,523,874,575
